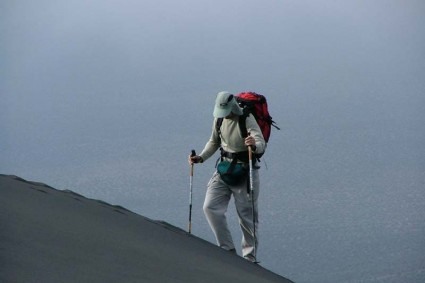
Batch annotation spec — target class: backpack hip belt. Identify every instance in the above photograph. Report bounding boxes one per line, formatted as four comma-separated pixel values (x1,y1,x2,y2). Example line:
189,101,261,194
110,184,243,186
220,149,249,163
218,148,261,168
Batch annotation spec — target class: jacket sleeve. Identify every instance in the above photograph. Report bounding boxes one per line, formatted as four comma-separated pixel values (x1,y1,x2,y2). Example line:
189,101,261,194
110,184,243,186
199,119,221,162
246,114,266,155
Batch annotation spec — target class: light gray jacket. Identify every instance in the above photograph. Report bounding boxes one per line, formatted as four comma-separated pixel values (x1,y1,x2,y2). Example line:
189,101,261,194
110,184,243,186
199,114,266,163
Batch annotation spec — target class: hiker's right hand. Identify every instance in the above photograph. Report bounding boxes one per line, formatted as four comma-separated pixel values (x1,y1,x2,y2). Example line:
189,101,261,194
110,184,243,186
189,155,203,164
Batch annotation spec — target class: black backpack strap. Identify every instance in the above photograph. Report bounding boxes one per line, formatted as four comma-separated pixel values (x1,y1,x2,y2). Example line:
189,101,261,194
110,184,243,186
238,113,262,165
238,113,248,138
216,118,224,140
215,118,224,166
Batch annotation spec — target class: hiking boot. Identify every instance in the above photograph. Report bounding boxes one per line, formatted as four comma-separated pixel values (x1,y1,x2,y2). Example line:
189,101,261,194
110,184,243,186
243,255,257,263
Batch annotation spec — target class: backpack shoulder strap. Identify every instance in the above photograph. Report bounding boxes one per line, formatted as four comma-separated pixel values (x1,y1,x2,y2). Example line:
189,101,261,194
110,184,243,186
239,113,263,163
238,114,248,138
216,118,224,138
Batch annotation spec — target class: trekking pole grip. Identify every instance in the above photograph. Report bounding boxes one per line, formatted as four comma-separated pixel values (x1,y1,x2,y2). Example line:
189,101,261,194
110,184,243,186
190,150,196,175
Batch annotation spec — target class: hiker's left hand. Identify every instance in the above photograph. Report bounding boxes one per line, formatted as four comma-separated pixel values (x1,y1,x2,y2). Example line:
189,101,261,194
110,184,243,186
245,136,256,147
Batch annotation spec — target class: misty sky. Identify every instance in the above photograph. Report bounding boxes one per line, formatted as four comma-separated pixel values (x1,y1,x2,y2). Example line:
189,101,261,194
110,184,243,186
2,0,423,178
3,0,424,99
1,1,425,282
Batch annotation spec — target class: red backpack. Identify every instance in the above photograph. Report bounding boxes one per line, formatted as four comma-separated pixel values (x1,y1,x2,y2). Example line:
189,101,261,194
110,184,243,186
235,92,280,143
215,92,279,161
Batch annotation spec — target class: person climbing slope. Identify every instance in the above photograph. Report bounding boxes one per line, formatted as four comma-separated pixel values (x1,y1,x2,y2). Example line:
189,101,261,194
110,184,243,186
189,91,266,262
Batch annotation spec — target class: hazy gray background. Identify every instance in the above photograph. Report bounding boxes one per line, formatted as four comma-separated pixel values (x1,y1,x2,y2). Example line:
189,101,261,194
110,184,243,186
1,1,424,282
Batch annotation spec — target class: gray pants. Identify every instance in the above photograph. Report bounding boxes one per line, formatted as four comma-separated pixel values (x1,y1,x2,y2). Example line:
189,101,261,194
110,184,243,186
203,170,259,259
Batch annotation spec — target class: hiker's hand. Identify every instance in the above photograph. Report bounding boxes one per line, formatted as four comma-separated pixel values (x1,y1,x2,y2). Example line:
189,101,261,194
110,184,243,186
245,136,257,151
245,136,256,148
189,155,203,164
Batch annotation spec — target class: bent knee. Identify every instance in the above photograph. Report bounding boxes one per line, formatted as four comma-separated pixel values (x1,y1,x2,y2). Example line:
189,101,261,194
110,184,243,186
203,202,214,214
203,202,225,216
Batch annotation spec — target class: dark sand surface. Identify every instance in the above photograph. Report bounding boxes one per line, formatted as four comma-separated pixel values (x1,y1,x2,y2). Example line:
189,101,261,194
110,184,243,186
0,174,294,283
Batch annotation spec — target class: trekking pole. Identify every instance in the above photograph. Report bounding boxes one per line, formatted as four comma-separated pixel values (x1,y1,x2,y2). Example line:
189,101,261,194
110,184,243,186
248,145,257,262
188,150,196,234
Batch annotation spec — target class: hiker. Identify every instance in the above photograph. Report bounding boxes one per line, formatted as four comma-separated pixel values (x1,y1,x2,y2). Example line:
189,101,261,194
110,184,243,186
188,91,266,262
